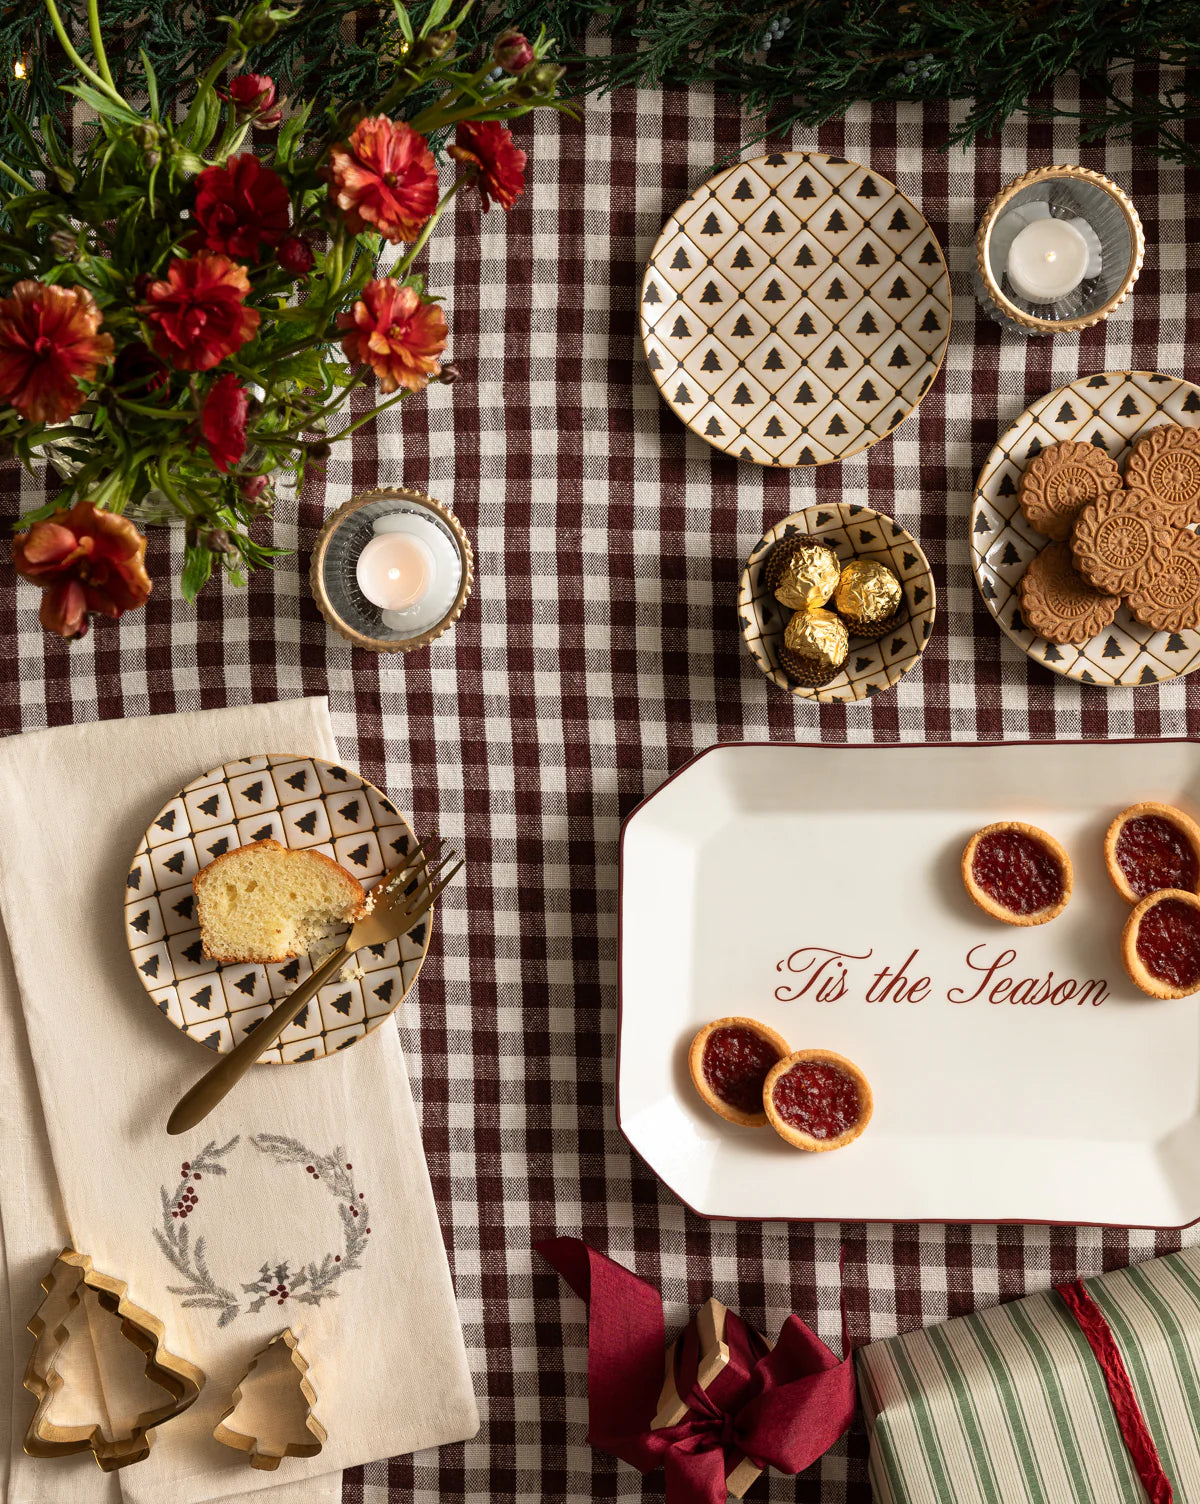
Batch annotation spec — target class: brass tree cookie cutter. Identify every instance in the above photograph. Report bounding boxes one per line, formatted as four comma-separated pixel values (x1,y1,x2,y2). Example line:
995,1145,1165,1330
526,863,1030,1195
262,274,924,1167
214,1328,327,1470
24,1247,206,1471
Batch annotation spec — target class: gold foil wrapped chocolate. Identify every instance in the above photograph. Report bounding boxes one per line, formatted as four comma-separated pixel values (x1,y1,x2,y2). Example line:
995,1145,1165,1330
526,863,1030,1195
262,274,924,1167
783,608,848,669
773,542,841,611
834,559,902,627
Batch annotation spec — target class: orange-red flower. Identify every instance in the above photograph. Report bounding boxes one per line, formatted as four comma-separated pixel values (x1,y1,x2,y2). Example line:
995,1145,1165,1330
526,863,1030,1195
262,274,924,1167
199,372,248,472
218,73,282,128
192,155,290,263
327,118,438,242
338,278,448,393
139,252,260,372
0,281,114,425
449,120,527,212
12,500,151,639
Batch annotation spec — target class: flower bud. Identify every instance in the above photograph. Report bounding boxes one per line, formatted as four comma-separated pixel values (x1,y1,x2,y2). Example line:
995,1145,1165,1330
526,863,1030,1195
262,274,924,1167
202,526,237,556
514,60,565,97
220,73,283,127
410,30,456,63
306,441,332,460
134,123,160,149
240,474,270,501
437,361,463,385
277,235,315,277
143,149,162,170
48,227,81,261
493,28,534,73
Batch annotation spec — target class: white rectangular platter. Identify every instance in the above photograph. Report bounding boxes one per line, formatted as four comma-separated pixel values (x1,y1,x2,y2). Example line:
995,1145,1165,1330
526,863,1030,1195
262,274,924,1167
618,741,1200,1226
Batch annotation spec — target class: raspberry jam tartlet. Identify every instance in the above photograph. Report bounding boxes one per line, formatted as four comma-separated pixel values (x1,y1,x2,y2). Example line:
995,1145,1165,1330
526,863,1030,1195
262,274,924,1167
961,822,1073,927
688,1017,790,1127
762,1049,872,1152
1104,802,1200,903
1121,889,1200,999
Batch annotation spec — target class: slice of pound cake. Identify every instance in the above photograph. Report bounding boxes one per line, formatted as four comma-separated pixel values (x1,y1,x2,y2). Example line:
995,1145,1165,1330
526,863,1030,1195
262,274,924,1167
193,839,367,963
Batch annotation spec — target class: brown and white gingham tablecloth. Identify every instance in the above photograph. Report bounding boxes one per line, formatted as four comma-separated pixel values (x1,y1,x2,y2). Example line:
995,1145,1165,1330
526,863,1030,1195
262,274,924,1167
4,65,1200,1504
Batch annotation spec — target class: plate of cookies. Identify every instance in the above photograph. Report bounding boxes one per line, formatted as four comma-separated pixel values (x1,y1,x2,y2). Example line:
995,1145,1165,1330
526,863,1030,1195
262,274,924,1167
972,370,1200,687
619,739,1200,1223
739,502,936,701
124,754,430,1062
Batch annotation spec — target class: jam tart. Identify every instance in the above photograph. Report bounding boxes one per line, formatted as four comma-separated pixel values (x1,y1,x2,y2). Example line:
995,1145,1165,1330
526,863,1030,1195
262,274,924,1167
961,821,1073,926
1104,802,1200,904
1121,889,1200,999
762,1049,873,1152
688,1016,790,1128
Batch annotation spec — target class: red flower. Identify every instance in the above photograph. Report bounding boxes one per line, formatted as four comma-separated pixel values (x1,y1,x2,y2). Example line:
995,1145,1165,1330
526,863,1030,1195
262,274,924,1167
277,235,314,277
192,155,290,263
449,120,527,212
113,341,169,396
219,74,282,127
199,373,248,472
493,28,534,72
139,252,260,372
338,278,448,393
0,281,114,425
327,118,438,242
12,500,151,640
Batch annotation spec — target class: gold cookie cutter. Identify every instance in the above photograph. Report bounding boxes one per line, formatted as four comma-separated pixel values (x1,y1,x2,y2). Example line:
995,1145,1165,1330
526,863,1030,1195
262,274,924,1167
214,1328,327,1470
24,1247,205,1471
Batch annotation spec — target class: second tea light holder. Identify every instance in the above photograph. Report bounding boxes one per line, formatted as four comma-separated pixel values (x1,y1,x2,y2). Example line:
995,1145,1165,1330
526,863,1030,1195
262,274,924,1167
973,165,1144,337
310,487,474,653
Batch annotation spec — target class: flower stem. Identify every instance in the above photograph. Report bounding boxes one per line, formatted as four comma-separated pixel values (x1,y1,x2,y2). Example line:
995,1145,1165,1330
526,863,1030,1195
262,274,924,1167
0,159,37,193
329,385,410,440
86,0,117,90
393,177,465,276
42,0,129,110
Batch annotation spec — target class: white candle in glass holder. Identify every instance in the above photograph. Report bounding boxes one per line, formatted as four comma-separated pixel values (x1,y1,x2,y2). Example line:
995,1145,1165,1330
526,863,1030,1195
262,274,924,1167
1005,217,1091,303
356,510,462,636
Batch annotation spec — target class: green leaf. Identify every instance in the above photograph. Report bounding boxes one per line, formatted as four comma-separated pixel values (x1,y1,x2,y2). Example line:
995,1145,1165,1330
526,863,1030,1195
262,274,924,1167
182,544,214,603
420,0,456,38
140,50,160,120
62,83,145,128
390,0,414,46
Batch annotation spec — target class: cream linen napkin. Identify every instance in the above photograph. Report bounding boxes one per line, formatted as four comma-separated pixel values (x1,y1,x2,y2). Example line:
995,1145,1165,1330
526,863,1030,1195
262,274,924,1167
0,698,478,1504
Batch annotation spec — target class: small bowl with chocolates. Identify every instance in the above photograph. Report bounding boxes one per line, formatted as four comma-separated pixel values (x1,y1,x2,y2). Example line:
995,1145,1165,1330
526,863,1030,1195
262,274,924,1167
739,503,936,702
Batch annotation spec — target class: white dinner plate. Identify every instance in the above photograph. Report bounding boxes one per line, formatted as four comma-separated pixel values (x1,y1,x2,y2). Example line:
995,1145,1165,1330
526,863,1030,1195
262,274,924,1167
619,740,1200,1226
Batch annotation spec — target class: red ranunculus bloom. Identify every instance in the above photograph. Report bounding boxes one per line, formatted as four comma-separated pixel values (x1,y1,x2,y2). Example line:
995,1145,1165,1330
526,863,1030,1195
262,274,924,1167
327,118,438,242
0,281,114,425
199,372,248,473
12,500,151,639
113,340,169,396
139,252,260,372
448,120,527,212
219,73,282,127
192,155,290,263
277,235,314,277
338,279,448,394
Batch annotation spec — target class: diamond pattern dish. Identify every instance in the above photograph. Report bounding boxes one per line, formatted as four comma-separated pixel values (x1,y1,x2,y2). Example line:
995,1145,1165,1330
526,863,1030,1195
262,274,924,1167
125,755,429,1062
641,152,952,466
972,371,1200,687
739,503,936,702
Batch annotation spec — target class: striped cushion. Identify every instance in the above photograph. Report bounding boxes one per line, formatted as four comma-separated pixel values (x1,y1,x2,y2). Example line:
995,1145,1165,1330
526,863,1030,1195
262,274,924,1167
857,1246,1200,1503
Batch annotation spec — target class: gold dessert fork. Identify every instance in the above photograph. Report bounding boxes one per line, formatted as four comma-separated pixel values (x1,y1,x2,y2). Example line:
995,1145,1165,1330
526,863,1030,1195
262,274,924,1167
166,837,463,1135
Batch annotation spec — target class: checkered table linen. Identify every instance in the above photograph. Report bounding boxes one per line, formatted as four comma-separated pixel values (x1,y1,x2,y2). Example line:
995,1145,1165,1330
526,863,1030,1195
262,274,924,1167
3,65,1199,1504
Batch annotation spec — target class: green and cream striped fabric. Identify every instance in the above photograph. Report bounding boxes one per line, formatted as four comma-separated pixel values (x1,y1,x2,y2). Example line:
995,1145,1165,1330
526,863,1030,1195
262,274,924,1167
856,1245,1200,1503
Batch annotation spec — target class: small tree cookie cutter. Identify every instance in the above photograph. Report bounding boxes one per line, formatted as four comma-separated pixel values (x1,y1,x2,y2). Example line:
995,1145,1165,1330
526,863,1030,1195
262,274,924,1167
24,1247,206,1471
213,1328,327,1470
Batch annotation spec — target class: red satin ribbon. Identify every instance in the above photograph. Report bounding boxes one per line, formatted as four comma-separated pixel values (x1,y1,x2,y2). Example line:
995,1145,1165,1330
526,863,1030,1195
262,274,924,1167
1057,1278,1173,1504
536,1237,856,1504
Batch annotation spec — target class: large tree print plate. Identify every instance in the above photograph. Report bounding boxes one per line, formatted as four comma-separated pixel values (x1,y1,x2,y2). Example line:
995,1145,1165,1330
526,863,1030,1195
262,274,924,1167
125,755,429,1062
972,371,1200,687
640,151,951,466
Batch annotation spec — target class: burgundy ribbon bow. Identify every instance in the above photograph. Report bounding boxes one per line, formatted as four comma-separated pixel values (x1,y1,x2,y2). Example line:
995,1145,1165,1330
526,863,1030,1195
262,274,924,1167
536,1237,856,1504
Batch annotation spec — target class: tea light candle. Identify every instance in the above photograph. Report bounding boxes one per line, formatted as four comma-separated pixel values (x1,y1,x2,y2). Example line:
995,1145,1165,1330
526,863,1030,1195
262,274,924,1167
1005,216,1095,303
356,509,463,636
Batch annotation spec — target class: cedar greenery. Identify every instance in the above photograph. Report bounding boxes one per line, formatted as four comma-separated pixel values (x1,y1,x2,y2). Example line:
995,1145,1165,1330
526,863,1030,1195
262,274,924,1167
3,0,1199,167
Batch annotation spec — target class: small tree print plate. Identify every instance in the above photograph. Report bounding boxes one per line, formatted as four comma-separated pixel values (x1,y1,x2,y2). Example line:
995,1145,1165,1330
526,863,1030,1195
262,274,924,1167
125,755,430,1062
739,503,936,702
972,370,1200,687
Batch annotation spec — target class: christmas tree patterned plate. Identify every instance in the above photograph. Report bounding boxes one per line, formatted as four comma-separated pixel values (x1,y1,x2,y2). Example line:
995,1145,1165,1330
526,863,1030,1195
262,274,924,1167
739,503,936,701
973,371,1200,687
124,755,430,1062
641,151,951,466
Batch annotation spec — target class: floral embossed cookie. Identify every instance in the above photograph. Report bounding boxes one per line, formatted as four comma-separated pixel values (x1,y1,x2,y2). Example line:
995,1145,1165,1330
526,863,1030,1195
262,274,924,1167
1125,528,1200,632
1018,542,1119,645
1017,440,1123,541
1071,490,1177,597
1124,425,1200,526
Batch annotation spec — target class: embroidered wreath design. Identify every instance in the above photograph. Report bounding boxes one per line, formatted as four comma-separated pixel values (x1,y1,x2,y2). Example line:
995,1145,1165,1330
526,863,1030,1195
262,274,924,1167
153,1134,371,1326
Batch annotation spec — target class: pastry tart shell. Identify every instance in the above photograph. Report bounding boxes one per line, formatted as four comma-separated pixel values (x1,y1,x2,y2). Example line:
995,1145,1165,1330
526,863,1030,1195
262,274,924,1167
688,1016,790,1128
961,822,1073,927
762,1048,873,1152
1121,889,1200,999
1104,801,1200,904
